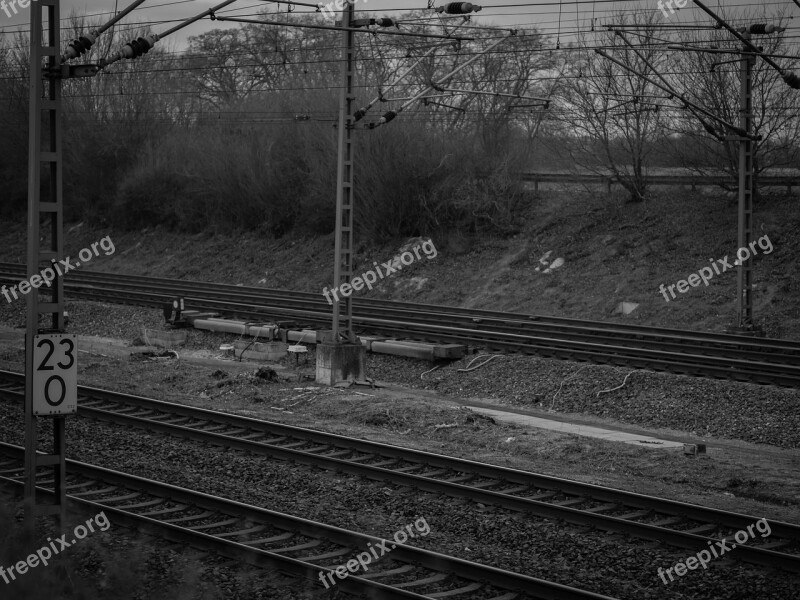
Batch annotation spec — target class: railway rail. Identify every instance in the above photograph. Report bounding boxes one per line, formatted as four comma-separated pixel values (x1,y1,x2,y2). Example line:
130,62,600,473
1,371,797,574
0,442,617,600
1,264,800,386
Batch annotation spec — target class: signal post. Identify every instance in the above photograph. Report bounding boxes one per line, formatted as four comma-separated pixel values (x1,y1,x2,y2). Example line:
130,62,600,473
24,0,79,529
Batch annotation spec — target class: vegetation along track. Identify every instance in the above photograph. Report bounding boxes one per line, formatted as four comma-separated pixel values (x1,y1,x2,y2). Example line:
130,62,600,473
0,371,797,575
1,264,800,386
0,443,619,600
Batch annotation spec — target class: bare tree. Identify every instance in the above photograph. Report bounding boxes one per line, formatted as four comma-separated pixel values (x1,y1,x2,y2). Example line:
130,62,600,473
661,11,800,195
551,13,668,202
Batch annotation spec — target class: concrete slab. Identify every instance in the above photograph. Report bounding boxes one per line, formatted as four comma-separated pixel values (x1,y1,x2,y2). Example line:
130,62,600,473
370,341,438,360
141,327,187,348
465,406,686,449
369,340,465,360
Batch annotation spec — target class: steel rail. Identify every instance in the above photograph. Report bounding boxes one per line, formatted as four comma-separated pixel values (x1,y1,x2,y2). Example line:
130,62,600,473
45,284,800,385
3,263,800,354
2,266,800,385
54,285,800,362
1,373,797,573
4,263,800,350
0,442,618,600
35,289,800,384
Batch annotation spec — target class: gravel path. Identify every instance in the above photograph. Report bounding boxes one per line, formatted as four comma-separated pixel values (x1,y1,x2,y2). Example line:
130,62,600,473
367,353,800,449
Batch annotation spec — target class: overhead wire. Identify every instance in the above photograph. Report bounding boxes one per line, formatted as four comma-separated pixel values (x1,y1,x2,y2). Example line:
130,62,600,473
1,0,796,120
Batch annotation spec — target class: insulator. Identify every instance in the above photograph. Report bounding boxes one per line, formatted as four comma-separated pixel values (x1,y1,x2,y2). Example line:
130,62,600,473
783,71,800,89
380,111,397,124
353,108,367,121
374,18,394,27
748,24,782,35
436,2,482,15
123,36,156,59
64,33,96,60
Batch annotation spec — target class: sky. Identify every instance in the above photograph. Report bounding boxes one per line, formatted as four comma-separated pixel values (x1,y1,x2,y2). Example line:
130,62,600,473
0,1,793,53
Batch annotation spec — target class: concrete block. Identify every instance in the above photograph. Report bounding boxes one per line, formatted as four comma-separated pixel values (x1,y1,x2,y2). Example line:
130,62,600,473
316,342,366,386
368,340,465,360
371,341,436,360
247,324,279,340
182,311,219,325
433,344,466,359
141,328,187,348
683,443,707,457
234,341,288,362
315,330,336,344
288,330,318,344
193,319,248,334
358,336,385,351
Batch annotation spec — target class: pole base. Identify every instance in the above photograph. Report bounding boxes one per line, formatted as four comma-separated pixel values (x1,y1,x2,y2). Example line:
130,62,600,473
725,325,765,337
315,341,366,386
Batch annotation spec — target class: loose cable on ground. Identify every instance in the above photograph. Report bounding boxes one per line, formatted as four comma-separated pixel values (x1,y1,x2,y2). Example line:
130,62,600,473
457,354,505,372
596,370,635,397
549,365,590,411
420,364,442,379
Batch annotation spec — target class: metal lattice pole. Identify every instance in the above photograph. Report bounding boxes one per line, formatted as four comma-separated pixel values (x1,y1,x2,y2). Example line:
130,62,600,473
736,39,755,330
25,0,68,529
331,3,356,343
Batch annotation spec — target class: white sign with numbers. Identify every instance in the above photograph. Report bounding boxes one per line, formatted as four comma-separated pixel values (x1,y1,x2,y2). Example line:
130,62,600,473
32,334,77,415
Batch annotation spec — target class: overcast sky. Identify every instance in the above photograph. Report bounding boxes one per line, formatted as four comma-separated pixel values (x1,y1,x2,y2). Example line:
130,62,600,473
0,1,791,52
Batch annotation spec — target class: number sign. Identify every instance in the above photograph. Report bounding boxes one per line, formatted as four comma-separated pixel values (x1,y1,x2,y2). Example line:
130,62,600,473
32,334,77,415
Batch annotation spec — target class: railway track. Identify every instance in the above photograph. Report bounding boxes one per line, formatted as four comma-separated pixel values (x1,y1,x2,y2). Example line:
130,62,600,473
1,264,799,386
0,442,617,600
1,370,797,574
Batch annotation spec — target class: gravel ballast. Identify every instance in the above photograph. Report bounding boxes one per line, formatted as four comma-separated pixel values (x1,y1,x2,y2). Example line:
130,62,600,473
0,301,798,599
